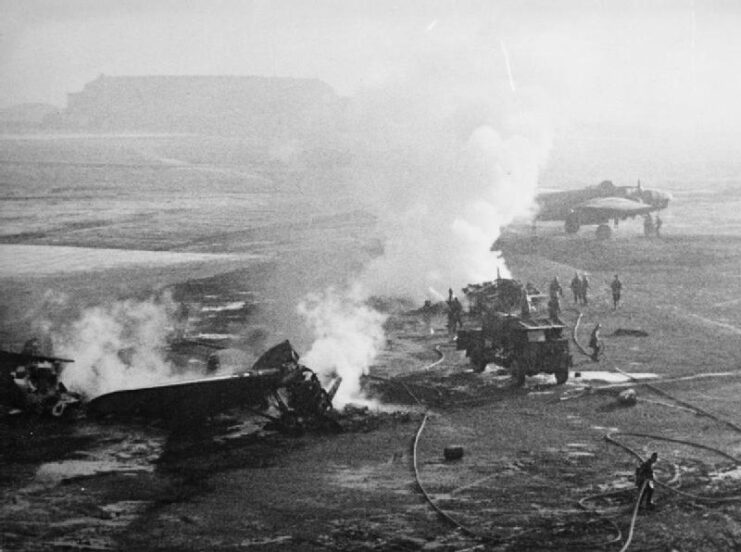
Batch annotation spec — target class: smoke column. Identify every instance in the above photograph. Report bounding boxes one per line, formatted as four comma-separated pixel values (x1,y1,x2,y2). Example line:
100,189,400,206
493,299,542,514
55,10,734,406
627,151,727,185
298,32,552,405
50,294,187,398
352,49,552,300
297,285,386,408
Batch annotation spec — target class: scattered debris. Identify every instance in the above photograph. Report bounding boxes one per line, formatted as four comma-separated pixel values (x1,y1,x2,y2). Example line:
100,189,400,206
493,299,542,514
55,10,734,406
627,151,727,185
444,445,465,461
0,341,81,418
337,404,417,432
617,388,637,406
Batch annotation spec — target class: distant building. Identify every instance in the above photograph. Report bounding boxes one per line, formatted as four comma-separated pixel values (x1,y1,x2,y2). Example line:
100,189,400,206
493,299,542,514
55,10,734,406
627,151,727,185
51,74,343,143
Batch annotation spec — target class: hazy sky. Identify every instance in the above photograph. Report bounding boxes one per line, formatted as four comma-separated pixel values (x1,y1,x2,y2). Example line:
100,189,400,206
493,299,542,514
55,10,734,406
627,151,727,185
2,0,741,131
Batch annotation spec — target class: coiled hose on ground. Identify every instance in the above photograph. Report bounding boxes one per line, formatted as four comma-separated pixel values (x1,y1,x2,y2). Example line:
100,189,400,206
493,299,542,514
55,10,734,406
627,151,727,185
407,343,622,548
405,315,741,550
571,311,741,550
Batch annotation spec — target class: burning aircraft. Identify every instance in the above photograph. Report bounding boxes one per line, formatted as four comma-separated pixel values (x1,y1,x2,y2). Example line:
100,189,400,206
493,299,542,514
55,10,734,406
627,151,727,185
1,339,342,431
86,340,341,430
0,340,82,417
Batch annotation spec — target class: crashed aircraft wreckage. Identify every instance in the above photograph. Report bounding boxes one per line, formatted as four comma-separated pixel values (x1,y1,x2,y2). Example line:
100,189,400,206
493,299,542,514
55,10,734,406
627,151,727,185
1,340,342,430
0,346,81,417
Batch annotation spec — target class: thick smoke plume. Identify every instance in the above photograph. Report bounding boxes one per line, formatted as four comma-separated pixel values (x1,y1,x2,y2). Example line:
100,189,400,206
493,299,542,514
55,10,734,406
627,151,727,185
50,294,186,398
297,36,552,405
298,286,386,408
351,47,552,300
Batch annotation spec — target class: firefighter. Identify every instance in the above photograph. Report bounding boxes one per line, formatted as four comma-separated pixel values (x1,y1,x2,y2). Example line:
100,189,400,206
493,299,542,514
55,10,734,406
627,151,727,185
588,323,602,361
548,295,561,322
580,274,590,305
549,276,563,301
570,273,581,304
452,297,463,329
643,214,654,237
422,299,434,334
206,353,221,373
520,291,532,318
635,452,658,510
610,274,622,310
447,295,463,334
21,337,41,356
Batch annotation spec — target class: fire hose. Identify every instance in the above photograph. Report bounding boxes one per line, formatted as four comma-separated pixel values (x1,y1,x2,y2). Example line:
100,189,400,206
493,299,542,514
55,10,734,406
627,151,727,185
408,346,501,542
409,323,741,549
571,312,741,433
571,312,741,549
407,345,620,547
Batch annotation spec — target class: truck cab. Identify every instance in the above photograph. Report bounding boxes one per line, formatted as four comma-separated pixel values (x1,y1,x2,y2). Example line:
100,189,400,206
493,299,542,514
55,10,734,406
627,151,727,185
456,278,573,385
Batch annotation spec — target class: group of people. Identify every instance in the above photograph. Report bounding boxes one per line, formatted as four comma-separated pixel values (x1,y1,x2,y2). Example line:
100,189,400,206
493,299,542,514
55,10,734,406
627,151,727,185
563,272,624,310
569,273,591,305
546,273,624,359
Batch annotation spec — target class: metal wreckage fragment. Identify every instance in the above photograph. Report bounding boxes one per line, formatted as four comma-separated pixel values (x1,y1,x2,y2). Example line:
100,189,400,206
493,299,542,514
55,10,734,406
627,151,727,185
0,339,82,418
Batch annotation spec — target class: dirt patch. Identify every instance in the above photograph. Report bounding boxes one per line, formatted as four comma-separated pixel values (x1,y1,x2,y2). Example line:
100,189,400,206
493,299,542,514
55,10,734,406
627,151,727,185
611,328,649,337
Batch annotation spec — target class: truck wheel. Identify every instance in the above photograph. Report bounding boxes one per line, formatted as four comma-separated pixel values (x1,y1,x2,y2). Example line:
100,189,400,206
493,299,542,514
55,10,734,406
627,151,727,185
511,360,526,386
471,357,487,373
596,224,612,240
469,347,487,373
565,212,580,234
555,367,569,385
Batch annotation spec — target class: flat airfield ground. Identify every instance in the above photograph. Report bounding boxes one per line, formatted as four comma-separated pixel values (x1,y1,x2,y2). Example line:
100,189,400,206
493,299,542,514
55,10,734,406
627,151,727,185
1,139,741,551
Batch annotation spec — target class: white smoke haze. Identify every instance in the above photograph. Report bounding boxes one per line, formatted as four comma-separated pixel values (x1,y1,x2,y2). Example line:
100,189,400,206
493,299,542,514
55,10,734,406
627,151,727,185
297,285,387,409
348,44,552,301
51,295,187,399
296,38,552,406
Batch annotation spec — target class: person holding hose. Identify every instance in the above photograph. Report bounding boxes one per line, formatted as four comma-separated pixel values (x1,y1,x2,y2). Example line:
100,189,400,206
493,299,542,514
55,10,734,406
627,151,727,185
635,452,658,510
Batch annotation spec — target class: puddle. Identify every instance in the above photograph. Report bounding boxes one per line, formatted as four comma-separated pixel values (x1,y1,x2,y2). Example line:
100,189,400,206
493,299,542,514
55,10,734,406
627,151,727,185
591,426,620,432
566,451,595,458
240,536,293,547
101,500,150,519
35,459,153,486
193,333,239,340
708,466,741,483
572,371,658,384
201,301,246,312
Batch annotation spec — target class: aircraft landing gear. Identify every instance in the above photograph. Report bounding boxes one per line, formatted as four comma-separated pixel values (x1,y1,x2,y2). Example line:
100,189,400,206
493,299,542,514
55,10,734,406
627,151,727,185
565,211,580,234
596,224,612,240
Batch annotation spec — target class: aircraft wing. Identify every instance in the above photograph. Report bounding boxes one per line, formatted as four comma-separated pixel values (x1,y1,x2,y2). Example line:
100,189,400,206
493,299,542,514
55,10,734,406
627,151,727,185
86,371,283,419
574,197,656,218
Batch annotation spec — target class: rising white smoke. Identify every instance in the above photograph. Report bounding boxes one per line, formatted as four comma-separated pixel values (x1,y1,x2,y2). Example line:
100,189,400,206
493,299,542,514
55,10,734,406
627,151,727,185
297,285,386,408
51,295,185,398
297,32,552,406
354,84,551,300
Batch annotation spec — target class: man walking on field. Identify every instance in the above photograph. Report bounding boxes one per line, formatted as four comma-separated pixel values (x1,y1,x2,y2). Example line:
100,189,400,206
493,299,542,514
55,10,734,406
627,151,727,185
611,274,622,310
570,273,581,304
580,274,590,305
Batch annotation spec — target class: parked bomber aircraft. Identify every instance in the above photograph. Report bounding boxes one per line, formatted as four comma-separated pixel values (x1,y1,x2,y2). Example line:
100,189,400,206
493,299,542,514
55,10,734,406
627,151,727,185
535,180,671,238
